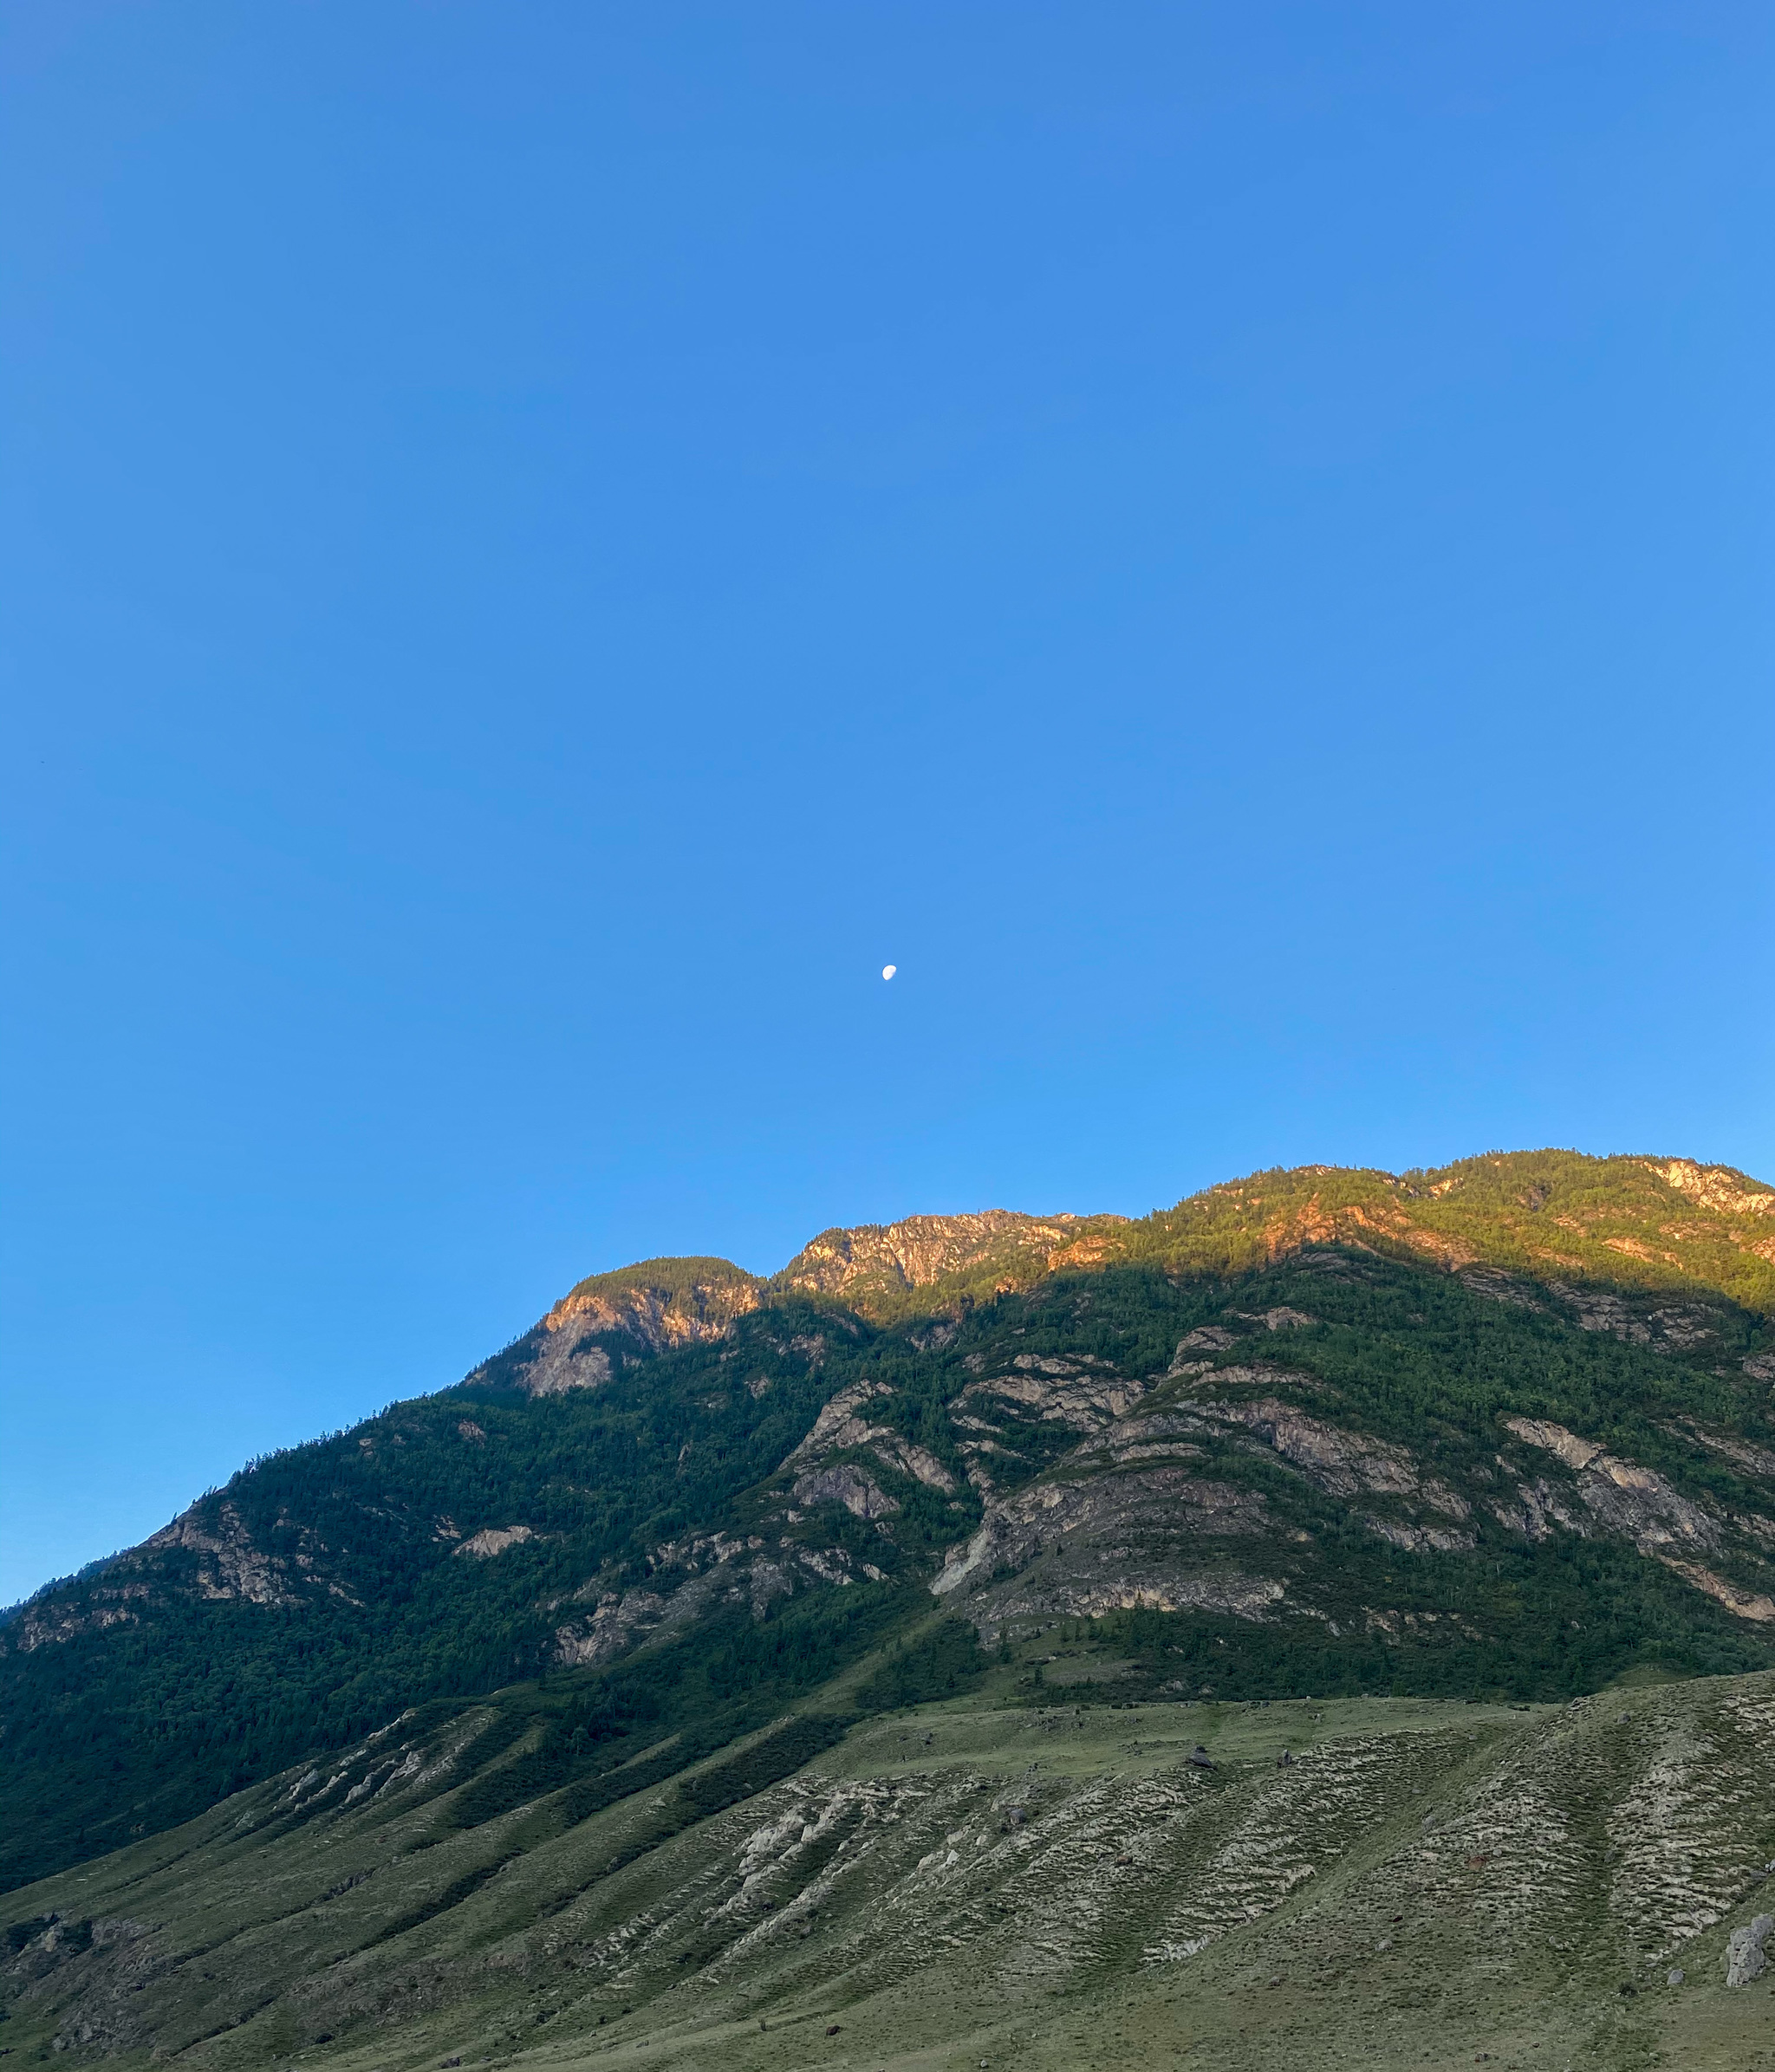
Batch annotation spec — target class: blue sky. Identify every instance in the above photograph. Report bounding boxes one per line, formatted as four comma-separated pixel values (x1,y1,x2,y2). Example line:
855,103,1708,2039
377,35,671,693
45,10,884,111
3,2,1771,1603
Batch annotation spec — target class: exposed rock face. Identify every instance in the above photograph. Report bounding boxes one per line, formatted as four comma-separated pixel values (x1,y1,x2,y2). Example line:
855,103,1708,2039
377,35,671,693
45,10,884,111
140,1503,309,1603
792,1463,900,1521
502,1259,764,1396
1658,1562,1775,1624
1487,1478,1587,1543
1502,1419,1721,1553
785,1379,894,1465
1544,1283,1728,1352
1458,1266,1546,1309
520,1338,614,1397
774,1210,1131,1314
549,1530,884,1667
4,1498,351,1652
957,1353,1147,1433
783,1377,958,1498
1360,1516,1478,1555
930,1346,1518,1639
1671,1422,1775,1478
553,1588,667,1667
6,1593,144,1653
452,1525,536,1559
1499,1419,1775,1621
1184,1379,1472,1521
932,1462,1280,1639
1653,1161,1775,1219
1726,1913,1772,1986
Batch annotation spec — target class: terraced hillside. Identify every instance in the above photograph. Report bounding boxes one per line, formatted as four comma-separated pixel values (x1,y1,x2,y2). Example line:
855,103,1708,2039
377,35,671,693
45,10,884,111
5,1150,1775,1942
7,1659,1775,2070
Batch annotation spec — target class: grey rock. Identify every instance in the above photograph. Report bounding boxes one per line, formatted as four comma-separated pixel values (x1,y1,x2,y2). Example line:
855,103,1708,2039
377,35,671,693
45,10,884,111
1726,1913,1774,1987
1667,1968,1685,1987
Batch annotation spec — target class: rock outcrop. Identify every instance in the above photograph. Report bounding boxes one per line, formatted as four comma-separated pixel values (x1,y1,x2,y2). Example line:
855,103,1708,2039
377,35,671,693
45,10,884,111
773,1209,1133,1316
497,1258,764,1396
1726,1913,1772,1986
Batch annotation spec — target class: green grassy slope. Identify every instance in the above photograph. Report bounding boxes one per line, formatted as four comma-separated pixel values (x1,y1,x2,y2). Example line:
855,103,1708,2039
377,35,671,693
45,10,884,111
6,1648,1775,2071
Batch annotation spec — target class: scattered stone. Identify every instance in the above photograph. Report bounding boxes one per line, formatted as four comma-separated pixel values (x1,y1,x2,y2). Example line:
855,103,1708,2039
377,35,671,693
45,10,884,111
1726,1914,1774,1987
1667,1969,1685,1987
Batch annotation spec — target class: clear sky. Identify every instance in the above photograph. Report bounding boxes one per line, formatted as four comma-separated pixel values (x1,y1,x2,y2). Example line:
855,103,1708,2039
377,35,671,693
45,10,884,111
3,2,1771,1605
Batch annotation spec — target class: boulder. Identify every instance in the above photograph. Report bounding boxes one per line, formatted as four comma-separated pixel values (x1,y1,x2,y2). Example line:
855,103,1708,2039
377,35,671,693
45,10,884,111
1726,1914,1773,1988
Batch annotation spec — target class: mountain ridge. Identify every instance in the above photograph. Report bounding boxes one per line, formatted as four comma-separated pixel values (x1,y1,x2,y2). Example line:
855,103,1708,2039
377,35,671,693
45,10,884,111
487,1150,1775,1400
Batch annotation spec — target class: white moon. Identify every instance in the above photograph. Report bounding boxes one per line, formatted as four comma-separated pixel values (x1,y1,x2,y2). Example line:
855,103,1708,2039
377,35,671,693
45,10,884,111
881,965,897,981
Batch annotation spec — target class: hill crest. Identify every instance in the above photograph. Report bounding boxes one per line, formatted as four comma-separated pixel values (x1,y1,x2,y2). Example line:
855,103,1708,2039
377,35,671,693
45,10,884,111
503,1153,1775,1397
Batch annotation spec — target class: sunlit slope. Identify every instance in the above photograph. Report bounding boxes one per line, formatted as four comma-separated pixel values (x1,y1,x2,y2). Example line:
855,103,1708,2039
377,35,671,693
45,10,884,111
796,1151,1775,1322
502,1153,1775,1345
1122,1151,1775,1314
7,1663,1775,2070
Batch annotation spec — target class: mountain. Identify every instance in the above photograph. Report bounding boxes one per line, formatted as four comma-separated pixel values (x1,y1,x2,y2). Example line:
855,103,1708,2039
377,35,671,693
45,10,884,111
497,1259,767,1397
5,1148,1775,2066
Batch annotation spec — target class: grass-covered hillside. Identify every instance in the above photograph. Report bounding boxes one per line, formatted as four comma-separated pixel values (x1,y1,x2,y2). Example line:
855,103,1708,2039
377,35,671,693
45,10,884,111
4,1149,1774,1916
8,1656,1775,2071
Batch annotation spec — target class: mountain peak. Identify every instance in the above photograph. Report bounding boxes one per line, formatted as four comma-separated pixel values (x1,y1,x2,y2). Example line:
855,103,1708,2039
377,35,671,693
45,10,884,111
479,1257,764,1396
772,1207,1131,1315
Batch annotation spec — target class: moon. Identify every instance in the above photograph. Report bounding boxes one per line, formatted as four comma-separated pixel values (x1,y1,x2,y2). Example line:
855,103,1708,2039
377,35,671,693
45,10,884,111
881,964,897,981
